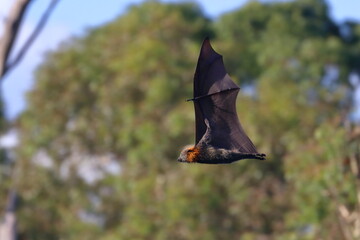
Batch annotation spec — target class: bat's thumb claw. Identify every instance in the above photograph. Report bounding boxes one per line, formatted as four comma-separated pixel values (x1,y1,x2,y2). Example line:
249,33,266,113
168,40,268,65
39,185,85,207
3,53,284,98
204,118,210,127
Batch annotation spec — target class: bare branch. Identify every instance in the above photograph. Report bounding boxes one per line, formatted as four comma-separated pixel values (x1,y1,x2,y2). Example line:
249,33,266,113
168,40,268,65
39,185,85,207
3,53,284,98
0,0,60,80
6,0,60,78
0,0,31,79
337,207,356,240
0,190,17,240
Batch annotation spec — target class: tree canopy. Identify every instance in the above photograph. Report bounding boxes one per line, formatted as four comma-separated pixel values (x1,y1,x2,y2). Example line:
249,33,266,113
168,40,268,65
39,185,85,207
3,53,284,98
5,0,360,239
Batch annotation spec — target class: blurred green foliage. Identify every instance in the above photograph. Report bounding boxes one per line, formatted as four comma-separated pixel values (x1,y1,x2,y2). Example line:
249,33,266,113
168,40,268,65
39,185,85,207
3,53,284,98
3,0,360,239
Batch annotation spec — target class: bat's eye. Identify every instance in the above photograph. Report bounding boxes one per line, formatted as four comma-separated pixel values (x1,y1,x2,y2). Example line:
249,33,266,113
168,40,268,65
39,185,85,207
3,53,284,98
187,149,194,153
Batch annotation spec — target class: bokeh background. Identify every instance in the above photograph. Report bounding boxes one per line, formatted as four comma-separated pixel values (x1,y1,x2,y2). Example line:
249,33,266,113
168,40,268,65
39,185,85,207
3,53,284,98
1,0,360,239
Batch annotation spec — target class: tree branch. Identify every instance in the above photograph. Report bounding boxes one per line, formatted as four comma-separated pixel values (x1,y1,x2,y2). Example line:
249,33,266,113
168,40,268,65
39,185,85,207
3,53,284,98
0,0,31,79
0,0,60,80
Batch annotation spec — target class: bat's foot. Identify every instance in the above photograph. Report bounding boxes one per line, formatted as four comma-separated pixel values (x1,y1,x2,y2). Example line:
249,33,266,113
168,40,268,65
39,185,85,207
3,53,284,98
254,153,266,160
235,152,266,161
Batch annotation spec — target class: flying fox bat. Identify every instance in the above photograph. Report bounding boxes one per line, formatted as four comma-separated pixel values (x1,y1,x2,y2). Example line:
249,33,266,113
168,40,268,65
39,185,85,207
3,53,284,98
177,38,266,164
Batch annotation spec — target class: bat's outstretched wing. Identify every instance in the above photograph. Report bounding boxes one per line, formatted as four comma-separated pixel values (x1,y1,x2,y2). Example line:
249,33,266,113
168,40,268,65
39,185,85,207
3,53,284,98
191,38,258,153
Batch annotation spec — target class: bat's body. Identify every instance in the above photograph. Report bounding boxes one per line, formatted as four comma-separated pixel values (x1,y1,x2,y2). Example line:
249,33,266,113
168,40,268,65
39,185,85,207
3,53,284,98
178,145,265,164
178,119,265,164
178,38,266,164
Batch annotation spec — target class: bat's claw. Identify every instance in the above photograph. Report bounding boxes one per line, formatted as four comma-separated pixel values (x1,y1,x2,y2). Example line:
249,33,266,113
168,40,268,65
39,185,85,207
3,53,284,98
255,153,266,160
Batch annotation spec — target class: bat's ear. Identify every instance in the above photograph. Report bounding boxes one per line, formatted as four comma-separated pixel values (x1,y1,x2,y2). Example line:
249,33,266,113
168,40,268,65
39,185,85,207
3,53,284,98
200,37,218,60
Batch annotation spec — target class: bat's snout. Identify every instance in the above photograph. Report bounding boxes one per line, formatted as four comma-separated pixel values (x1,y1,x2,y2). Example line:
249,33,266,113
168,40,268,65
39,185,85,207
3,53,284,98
177,157,188,163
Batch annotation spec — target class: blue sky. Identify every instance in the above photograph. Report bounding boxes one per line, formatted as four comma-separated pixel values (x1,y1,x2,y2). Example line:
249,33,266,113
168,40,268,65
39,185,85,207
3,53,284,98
1,0,360,120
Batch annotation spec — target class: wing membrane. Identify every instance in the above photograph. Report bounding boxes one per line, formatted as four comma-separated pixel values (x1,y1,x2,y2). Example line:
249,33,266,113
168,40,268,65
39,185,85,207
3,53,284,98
192,38,258,153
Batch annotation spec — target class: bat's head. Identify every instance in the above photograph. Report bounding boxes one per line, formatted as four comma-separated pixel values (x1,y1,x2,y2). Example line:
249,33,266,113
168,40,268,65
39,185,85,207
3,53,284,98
178,145,200,163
